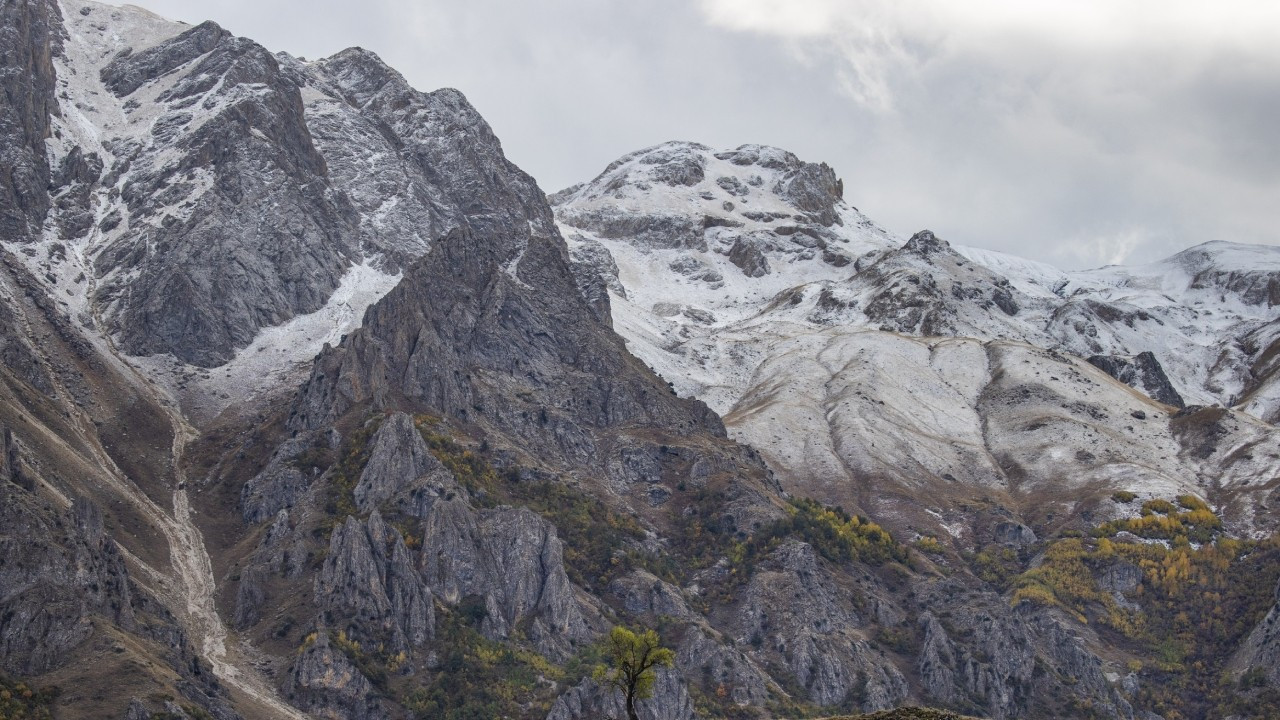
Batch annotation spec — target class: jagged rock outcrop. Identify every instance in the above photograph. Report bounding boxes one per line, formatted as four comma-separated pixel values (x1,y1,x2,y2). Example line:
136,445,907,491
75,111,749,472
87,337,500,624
734,540,908,710
1175,242,1280,308
0,489,133,675
914,607,1035,718
99,20,229,95
419,499,593,658
552,142,872,277
1088,351,1185,408
566,234,622,325
609,569,776,708
14,3,571,375
1,426,31,491
288,221,727,471
676,628,775,708
317,512,434,652
1236,318,1280,422
610,570,696,620
855,230,1023,336
1029,612,1134,719
1235,579,1280,687
286,631,392,720
913,582,1134,720
82,19,361,366
712,144,844,226
240,436,312,524
353,411,448,512
725,236,771,277
303,47,560,266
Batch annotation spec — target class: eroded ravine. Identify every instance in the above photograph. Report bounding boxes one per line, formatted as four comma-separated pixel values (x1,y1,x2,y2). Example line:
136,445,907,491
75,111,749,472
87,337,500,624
162,399,312,720
72,271,312,720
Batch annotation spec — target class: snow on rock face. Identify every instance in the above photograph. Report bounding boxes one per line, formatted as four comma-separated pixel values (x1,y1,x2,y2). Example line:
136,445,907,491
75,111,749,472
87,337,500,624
130,258,400,424
22,0,359,369
7,0,554,418
1237,319,1280,423
555,141,1280,539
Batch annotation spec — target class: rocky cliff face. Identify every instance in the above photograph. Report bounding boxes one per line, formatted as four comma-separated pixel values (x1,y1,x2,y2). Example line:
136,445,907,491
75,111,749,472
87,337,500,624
4,3,1280,720
0,490,132,676
0,0,60,243
7,0,568,425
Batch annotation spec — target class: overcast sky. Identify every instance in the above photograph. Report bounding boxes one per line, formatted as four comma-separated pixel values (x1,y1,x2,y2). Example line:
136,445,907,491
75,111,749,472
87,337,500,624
115,0,1279,269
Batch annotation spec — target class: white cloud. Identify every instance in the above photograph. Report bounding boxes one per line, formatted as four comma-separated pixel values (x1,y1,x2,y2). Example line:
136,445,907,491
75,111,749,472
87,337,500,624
108,0,1279,270
1054,227,1151,267
696,0,1280,267
697,0,1280,111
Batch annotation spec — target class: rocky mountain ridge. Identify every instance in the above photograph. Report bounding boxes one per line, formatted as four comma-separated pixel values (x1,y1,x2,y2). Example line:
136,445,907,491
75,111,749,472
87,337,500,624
1,1,1279,719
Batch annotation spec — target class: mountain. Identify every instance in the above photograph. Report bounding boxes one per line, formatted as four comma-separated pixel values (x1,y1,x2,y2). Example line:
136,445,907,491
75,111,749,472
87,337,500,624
2,2,1280,720
552,140,1280,542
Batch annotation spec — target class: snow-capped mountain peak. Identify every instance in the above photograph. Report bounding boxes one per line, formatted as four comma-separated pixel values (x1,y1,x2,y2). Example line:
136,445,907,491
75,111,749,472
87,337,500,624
555,141,1280,544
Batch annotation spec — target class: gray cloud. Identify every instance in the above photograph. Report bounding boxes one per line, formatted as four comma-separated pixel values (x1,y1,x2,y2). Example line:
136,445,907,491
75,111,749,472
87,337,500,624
110,0,1278,269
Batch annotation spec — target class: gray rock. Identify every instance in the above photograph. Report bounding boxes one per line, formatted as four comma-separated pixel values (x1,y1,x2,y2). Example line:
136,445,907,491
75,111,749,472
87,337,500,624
299,47,560,269
100,21,230,96
354,411,446,512
49,146,103,240
1,426,31,491
286,631,392,720
125,699,152,720
240,437,311,524
233,510,311,627
546,669,695,720
854,230,1030,336
610,570,693,620
677,629,774,707
419,499,592,658
93,23,361,367
1097,561,1142,595
1233,578,1280,687
559,208,706,251
0,488,134,675
1029,611,1133,719
1088,351,1186,408
316,512,434,651
725,237,771,277
288,220,727,474
992,521,1037,547
914,580,1134,719
734,540,907,709
915,608,1035,718
567,235,623,325
0,0,60,243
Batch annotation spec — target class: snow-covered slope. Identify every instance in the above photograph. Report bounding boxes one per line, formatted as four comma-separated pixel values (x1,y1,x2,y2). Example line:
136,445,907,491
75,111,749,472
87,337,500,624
554,141,1280,540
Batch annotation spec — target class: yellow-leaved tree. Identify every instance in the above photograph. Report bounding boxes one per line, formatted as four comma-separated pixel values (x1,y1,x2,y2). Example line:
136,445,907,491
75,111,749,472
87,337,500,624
594,626,675,720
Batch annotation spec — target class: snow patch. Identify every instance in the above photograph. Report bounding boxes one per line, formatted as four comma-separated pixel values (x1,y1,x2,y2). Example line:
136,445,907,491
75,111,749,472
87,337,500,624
131,258,401,422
